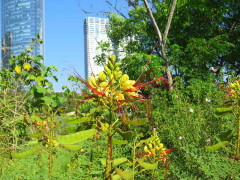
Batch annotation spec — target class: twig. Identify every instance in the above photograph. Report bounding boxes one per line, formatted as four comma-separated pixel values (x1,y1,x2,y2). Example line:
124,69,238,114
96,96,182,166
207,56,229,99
106,0,128,19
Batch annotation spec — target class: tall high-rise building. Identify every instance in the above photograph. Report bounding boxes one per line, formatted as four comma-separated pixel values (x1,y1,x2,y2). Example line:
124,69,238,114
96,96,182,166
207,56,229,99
84,17,110,80
1,0,44,69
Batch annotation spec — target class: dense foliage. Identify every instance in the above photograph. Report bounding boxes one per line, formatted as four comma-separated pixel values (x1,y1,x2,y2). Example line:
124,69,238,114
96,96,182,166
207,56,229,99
1,0,240,179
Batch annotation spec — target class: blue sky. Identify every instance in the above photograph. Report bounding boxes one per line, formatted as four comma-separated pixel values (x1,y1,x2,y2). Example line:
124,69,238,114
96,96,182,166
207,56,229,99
44,0,129,91
0,0,129,91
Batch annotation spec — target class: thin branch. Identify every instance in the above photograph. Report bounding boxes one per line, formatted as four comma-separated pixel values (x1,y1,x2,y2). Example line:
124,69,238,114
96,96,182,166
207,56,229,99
106,0,128,19
163,0,177,49
81,9,113,15
143,0,163,47
228,9,240,35
77,2,113,15
126,0,138,9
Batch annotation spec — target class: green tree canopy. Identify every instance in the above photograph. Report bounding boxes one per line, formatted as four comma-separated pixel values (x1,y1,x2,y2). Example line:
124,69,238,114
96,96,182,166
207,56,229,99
107,0,240,82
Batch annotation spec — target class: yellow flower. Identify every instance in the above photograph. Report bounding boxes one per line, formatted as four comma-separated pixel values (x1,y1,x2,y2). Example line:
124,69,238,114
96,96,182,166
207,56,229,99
121,80,136,91
15,66,21,73
125,92,139,98
114,92,125,100
23,63,31,71
99,82,108,88
119,74,129,84
88,76,98,87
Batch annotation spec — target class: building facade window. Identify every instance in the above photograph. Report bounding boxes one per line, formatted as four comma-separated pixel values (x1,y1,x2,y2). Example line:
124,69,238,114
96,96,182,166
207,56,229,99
1,0,44,69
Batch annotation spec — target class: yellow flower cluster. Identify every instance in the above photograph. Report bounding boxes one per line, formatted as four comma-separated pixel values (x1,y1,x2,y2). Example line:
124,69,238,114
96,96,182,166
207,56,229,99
229,78,240,97
23,63,31,71
14,63,31,74
15,66,21,73
143,130,167,159
88,54,139,101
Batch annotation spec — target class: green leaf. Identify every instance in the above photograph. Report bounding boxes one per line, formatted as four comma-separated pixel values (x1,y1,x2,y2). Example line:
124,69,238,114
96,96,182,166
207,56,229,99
112,139,128,145
216,107,233,114
138,136,155,146
31,114,41,121
56,129,97,145
58,96,66,103
57,107,66,112
137,159,158,169
27,75,36,80
124,118,147,126
41,96,57,107
27,140,39,146
205,141,229,151
112,174,121,180
29,133,42,138
35,86,47,94
61,111,75,116
65,117,95,124
33,55,43,61
11,147,41,159
116,168,134,180
218,130,234,141
61,144,82,151
100,158,129,167
113,158,129,166
116,128,134,140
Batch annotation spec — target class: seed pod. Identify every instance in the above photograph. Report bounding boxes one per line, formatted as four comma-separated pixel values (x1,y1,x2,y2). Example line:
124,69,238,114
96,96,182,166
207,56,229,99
109,54,116,63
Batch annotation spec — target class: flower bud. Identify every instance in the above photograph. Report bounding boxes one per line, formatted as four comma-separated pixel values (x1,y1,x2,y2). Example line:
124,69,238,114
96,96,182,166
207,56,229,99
89,76,98,87
122,80,136,91
109,54,116,63
98,72,107,82
144,146,149,152
115,66,120,72
114,92,125,100
100,82,108,87
150,148,155,155
107,60,114,70
104,65,112,75
148,143,153,149
119,74,129,84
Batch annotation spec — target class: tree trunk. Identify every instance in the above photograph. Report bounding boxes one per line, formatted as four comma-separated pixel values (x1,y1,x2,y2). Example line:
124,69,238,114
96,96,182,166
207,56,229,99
143,0,177,91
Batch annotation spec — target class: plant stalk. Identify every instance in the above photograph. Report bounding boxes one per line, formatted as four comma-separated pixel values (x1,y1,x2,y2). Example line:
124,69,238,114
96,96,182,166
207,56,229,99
105,133,113,180
236,104,240,161
49,145,53,180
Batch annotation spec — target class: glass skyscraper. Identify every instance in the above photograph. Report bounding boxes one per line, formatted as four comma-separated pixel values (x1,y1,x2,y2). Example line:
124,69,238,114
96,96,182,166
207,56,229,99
1,0,44,68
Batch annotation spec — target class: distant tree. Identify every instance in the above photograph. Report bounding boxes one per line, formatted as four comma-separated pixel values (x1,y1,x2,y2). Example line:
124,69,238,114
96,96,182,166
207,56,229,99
107,0,240,85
